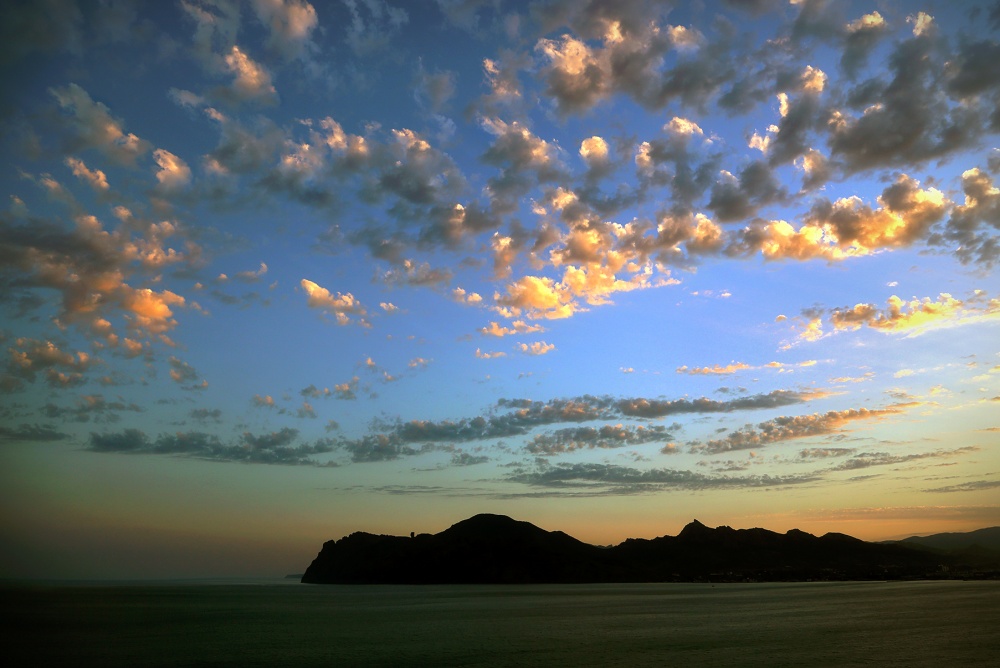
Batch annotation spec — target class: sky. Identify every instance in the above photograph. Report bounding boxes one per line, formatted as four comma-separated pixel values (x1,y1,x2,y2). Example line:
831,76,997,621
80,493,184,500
1,0,998,580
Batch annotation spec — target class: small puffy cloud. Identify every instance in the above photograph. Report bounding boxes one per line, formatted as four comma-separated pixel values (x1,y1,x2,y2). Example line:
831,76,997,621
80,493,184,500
153,149,192,191
252,394,276,408
168,356,204,389
300,278,367,326
451,287,483,305
495,275,576,320
333,377,359,400
517,341,555,356
65,157,108,191
475,348,506,360
479,320,545,337
579,136,609,166
380,260,452,287
250,0,319,60
907,12,934,37
223,45,277,103
233,262,268,283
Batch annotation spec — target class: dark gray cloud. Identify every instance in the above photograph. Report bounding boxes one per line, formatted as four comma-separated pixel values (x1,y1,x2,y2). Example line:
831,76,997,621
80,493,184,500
329,390,815,463
190,407,222,422
42,394,143,424
525,423,675,455
506,461,818,493
830,446,979,471
925,479,1000,493
0,423,69,442
707,160,786,222
87,427,337,465
616,389,811,418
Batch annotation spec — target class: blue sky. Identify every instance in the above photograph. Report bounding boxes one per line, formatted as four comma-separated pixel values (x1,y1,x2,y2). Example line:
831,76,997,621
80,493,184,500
1,0,998,579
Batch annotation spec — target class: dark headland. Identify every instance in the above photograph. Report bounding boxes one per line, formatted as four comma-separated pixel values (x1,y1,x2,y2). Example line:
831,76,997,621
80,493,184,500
302,514,1000,584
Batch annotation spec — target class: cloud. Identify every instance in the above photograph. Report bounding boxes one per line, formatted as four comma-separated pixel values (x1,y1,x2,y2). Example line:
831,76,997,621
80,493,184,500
221,45,278,104
190,408,222,423
4,338,93,389
168,356,204,388
505,461,817,494
324,388,824,464
693,406,909,454
300,278,368,326
480,320,545,337
517,341,555,356
87,426,336,465
937,167,1000,267
800,292,1000,341
831,446,979,472
616,389,818,418
64,157,109,192
841,11,888,77
152,149,192,191
676,362,751,376
252,394,276,408
525,424,674,456
450,451,489,467
41,394,143,424
0,212,191,347
49,84,150,165
250,0,319,61
0,423,69,442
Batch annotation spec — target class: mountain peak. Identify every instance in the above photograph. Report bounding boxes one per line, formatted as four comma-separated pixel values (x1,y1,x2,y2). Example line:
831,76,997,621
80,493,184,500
678,519,713,537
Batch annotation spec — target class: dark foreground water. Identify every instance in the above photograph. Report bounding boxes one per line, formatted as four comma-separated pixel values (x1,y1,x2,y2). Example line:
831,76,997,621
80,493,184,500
3,580,998,667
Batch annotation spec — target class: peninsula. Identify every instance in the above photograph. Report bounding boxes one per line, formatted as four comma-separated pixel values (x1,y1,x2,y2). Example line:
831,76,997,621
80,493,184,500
302,514,1000,584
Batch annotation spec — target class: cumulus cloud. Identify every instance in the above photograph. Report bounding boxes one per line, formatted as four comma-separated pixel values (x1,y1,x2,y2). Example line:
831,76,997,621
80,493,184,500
49,84,150,165
0,210,192,349
300,278,368,326
517,341,555,355
4,338,93,390
153,149,192,191
250,0,319,61
937,167,1000,267
222,45,278,104
64,157,109,192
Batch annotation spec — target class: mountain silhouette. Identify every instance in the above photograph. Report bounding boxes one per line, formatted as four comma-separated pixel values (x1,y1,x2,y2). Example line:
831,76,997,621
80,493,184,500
302,514,1000,584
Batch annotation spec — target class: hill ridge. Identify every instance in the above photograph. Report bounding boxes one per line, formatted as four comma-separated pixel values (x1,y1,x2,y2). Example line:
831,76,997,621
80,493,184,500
301,515,1000,584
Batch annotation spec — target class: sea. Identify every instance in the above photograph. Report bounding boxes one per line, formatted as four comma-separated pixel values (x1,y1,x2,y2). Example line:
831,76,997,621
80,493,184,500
3,579,998,666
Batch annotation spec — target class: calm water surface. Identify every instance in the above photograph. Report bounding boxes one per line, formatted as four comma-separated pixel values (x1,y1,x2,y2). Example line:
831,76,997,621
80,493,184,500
3,580,998,666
